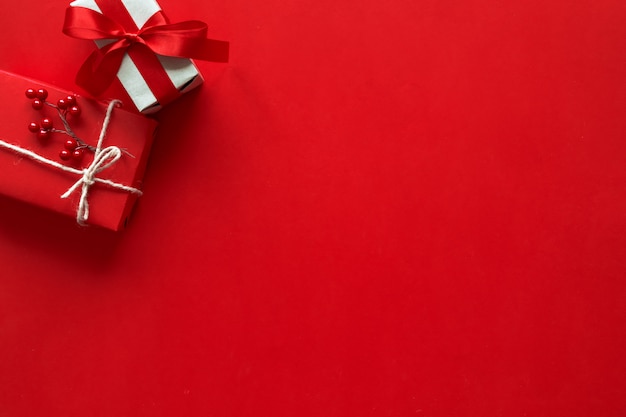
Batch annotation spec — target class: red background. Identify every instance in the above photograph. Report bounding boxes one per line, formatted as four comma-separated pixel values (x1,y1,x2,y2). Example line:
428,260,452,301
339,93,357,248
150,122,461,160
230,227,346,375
1,0,625,416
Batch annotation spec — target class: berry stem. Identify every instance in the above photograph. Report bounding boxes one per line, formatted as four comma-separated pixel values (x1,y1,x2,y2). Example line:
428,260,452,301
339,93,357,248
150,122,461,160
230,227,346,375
45,102,95,152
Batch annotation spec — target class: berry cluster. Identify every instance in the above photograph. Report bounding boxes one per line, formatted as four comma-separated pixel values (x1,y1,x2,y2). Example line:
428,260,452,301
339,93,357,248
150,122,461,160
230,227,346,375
26,88,81,116
28,118,54,140
60,139,85,161
25,87,92,163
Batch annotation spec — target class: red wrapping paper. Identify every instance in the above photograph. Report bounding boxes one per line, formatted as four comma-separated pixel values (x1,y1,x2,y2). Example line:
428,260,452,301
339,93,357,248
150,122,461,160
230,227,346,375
0,70,157,231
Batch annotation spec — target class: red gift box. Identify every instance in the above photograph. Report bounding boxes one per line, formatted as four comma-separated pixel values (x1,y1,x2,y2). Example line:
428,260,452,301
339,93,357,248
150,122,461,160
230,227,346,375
0,70,157,231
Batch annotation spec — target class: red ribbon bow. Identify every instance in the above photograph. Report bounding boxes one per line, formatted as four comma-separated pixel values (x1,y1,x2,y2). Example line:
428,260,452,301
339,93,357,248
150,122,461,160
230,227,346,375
63,7,229,96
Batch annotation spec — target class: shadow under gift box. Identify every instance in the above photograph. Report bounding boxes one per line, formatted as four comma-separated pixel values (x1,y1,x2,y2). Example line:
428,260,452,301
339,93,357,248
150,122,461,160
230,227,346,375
0,70,157,231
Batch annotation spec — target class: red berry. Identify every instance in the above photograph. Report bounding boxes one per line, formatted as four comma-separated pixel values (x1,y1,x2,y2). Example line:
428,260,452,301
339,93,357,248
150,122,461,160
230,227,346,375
32,99,44,110
72,148,85,161
64,139,78,151
36,89,48,100
37,129,50,140
57,99,68,110
66,95,77,106
69,106,81,116
59,150,71,161
28,122,39,133
41,118,53,130
25,88,37,99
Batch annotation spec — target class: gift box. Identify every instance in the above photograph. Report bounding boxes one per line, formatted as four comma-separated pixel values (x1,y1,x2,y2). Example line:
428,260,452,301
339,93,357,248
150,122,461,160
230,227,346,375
65,0,229,113
0,70,157,231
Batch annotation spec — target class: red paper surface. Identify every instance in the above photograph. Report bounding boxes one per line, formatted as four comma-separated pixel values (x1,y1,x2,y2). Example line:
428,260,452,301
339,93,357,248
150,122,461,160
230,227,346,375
0,0,625,416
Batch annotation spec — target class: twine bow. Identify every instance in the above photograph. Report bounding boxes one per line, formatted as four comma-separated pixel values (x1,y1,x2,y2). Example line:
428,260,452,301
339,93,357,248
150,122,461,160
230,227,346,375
61,145,125,225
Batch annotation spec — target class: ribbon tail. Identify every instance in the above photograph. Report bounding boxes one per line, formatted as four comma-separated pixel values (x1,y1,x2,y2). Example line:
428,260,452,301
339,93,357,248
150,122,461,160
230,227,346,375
140,21,229,63
146,36,230,62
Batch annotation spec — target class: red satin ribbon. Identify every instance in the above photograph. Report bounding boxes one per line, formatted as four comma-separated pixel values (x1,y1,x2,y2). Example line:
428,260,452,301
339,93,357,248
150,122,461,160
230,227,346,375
63,6,229,97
